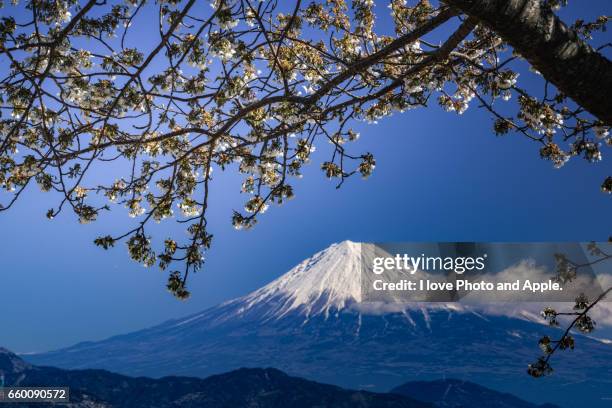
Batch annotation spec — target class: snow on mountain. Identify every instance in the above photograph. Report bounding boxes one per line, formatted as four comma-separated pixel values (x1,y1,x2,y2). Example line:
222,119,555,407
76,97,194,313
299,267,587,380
171,240,467,326
233,240,364,319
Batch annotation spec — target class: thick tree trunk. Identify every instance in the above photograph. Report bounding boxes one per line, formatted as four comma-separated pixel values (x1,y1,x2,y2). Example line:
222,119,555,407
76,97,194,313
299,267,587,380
445,0,612,124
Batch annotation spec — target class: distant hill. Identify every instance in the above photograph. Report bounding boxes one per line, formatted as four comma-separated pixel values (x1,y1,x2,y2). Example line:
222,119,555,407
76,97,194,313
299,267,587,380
391,379,560,408
0,347,430,408
0,347,563,408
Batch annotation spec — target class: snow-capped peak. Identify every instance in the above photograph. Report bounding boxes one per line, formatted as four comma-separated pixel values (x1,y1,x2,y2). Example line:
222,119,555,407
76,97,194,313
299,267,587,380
238,240,363,318
173,240,468,328
212,240,465,322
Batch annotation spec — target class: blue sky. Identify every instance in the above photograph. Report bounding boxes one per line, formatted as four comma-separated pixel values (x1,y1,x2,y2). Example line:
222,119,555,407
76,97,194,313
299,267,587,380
0,0,610,353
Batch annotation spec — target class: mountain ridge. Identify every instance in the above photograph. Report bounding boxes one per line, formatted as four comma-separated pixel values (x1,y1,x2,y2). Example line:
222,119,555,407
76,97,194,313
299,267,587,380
0,346,432,408
0,347,561,408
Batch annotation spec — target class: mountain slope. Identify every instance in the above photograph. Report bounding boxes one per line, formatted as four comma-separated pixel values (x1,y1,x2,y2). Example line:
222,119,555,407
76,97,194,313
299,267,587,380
391,379,560,408
0,347,430,408
28,242,612,408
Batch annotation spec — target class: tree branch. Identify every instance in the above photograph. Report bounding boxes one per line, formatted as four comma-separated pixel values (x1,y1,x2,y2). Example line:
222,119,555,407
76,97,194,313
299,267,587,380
445,0,612,124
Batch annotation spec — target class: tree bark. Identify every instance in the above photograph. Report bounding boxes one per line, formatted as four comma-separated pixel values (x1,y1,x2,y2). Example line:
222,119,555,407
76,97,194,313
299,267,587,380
445,0,612,124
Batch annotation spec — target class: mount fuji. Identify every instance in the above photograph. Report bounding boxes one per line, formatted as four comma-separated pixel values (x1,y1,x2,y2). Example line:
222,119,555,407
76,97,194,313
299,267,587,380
28,241,612,408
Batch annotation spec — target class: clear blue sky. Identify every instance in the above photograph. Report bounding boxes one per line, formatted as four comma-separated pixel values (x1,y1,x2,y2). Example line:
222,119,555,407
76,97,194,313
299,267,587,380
0,1,610,353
